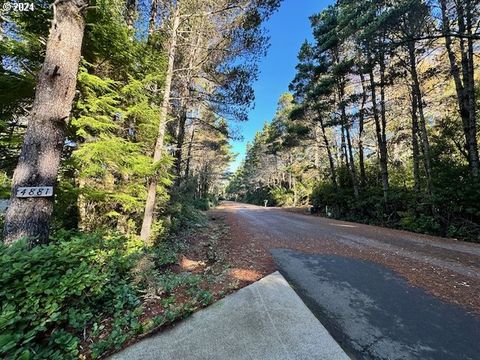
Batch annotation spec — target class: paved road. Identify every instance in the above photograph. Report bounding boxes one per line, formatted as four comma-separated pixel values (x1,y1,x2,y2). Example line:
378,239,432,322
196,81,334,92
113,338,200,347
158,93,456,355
218,202,480,360
272,250,479,360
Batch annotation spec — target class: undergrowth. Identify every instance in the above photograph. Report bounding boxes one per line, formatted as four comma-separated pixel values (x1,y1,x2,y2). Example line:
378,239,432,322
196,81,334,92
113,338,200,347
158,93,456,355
0,205,216,359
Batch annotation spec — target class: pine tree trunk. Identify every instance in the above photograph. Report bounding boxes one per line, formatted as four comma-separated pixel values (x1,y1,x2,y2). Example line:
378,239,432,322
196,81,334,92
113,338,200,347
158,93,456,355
339,82,359,198
148,0,159,36
439,0,479,176
174,110,187,185
408,41,432,194
379,56,389,186
340,123,347,167
410,89,421,193
3,0,87,246
174,33,201,186
464,0,479,177
317,113,337,188
140,2,181,242
184,126,195,178
345,121,359,198
287,153,293,190
358,72,367,186
126,0,137,29
314,122,321,171
369,67,389,202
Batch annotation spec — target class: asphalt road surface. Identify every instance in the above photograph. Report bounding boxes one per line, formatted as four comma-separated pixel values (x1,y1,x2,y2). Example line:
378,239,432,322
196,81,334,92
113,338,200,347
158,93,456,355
218,202,480,360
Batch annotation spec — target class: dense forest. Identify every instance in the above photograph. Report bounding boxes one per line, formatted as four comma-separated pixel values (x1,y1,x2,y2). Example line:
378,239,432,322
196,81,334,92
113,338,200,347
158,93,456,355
227,0,480,242
0,0,279,358
0,0,281,244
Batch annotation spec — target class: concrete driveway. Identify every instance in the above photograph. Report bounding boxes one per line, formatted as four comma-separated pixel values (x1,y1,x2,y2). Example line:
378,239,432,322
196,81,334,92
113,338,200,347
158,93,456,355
110,272,349,360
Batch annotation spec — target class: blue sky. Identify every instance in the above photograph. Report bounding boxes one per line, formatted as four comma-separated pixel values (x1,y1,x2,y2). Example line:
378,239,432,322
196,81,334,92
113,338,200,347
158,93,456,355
229,0,333,171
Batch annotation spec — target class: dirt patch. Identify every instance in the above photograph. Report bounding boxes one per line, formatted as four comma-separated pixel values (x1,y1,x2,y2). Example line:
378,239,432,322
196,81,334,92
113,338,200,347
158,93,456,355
185,214,271,290
83,216,257,359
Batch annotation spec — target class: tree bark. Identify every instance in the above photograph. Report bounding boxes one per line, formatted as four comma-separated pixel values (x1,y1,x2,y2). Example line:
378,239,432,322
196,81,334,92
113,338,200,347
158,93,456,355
439,0,479,176
464,0,478,177
408,41,433,194
126,0,137,29
184,126,195,178
174,110,187,185
317,112,337,189
174,31,202,186
314,122,321,171
148,0,159,36
358,72,367,186
369,67,389,202
340,123,347,167
345,120,359,198
288,154,292,190
3,0,87,246
379,55,388,177
410,89,421,193
140,2,181,243
339,82,359,198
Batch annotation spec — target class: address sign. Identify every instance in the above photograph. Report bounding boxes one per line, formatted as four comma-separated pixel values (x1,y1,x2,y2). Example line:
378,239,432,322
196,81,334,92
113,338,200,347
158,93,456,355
16,187,54,198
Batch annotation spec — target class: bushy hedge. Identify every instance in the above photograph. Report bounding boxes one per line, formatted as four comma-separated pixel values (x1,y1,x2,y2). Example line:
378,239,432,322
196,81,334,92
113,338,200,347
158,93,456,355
311,178,480,242
0,232,144,359
241,187,278,207
191,196,219,211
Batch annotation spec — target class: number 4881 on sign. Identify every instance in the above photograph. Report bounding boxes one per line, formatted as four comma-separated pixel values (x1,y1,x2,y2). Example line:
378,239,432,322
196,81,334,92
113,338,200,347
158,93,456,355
16,186,54,198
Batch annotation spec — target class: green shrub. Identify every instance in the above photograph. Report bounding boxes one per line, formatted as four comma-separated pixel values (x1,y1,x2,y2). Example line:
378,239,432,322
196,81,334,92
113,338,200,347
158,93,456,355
190,195,219,211
241,187,277,206
310,169,480,242
168,202,207,233
0,232,144,359
399,211,441,234
153,239,182,267
270,187,294,206
192,198,210,211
